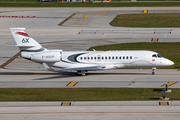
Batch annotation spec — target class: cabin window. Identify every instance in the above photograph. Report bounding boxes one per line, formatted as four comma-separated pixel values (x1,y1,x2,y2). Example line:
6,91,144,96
112,56,114,59
116,56,118,59
102,57,104,60
130,56,132,59
80,57,83,60
126,56,128,59
94,57,96,60
109,56,111,59
119,56,121,59
91,57,93,60
84,57,86,60
105,57,107,60
123,56,125,59
88,57,90,60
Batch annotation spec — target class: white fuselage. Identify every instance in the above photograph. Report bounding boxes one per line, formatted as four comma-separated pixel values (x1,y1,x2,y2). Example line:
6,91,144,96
45,50,174,70
10,28,174,75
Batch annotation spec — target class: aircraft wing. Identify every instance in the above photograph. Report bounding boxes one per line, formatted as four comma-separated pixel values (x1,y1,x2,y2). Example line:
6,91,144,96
56,66,105,72
43,63,105,72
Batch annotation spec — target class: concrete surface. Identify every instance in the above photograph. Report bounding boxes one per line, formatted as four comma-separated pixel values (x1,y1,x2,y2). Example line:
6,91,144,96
0,105,180,120
0,69,179,88
1,101,180,107
1,7,180,120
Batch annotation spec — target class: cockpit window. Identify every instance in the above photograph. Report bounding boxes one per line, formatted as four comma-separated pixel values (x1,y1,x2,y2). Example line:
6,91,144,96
152,54,157,58
157,54,162,58
152,54,163,58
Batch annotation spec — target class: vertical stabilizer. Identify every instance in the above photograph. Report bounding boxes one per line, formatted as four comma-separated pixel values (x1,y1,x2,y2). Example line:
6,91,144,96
10,28,45,52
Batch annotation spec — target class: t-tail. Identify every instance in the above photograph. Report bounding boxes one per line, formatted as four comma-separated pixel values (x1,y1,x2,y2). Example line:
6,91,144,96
10,28,62,63
10,28,46,52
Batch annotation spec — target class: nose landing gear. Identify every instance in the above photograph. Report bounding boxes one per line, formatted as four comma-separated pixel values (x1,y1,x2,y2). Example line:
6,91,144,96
152,67,156,75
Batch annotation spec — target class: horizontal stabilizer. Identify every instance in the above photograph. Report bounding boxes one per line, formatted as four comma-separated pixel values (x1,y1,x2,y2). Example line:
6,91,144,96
15,45,35,47
8,44,35,46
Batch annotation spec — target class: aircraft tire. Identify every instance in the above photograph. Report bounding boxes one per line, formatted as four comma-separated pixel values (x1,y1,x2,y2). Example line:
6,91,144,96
152,72,155,75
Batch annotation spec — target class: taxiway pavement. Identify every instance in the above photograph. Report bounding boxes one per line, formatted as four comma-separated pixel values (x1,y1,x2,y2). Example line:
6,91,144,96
0,7,180,120
1,105,180,120
0,69,179,88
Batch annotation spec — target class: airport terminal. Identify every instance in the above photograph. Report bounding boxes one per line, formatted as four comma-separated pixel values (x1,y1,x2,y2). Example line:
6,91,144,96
0,2,180,120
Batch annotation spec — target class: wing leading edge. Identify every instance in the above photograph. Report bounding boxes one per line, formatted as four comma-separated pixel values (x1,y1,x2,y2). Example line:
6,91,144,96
43,63,105,72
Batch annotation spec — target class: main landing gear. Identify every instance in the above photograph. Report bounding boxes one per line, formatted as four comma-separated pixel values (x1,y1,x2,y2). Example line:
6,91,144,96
76,70,86,76
152,67,156,75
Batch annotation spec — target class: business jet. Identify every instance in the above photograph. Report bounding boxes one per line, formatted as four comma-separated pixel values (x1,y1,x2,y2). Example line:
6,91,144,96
10,28,174,75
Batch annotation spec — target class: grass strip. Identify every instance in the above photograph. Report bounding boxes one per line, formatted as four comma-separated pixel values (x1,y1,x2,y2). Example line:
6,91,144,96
88,42,180,69
0,88,179,101
110,13,180,27
1,2,180,7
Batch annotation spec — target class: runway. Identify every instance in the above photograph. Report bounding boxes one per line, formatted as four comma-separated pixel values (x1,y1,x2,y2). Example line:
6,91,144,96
1,7,180,120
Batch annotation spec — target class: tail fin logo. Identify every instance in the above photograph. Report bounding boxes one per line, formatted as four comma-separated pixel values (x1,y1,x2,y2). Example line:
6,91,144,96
22,38,29,43
16,32,29,37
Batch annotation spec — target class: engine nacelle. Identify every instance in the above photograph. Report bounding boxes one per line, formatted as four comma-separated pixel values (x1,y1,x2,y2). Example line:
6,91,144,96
30,50,62,62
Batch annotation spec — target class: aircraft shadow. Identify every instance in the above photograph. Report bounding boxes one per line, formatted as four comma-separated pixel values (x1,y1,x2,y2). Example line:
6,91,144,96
0,72,58,75
0,71,150,80
87,72,149,75
33,71,78,80
33,72,149,80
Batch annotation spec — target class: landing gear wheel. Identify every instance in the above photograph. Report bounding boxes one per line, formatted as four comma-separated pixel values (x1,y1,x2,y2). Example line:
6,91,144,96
151,67,156,75
152,72,155,75
76,70,86,76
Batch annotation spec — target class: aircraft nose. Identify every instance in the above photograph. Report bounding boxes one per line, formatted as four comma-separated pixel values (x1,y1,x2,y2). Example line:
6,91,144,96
164,59,174,66
169,60,174,66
